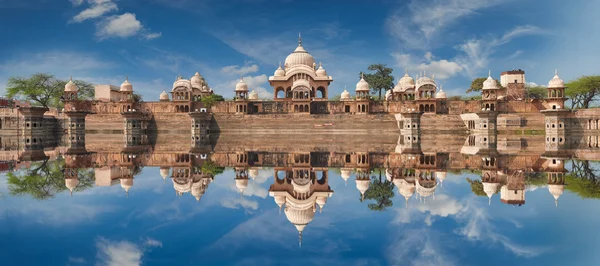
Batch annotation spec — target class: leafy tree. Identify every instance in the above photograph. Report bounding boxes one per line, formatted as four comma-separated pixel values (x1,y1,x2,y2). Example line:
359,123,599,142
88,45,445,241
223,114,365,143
565,174,600,199
7,159,95,200
361,64,394,101
6,73,94,108
566,75,600,108
201,94,225,109
525,86,547,99
467,77,502,94
200,160,225,176
363,170,395,211
466,178,487,197
132,93,143,102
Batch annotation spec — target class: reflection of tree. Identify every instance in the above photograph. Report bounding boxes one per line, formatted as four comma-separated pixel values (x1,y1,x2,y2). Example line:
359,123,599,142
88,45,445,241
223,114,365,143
364,170,395,211
566,160,600,199
7,158,94,200
526,172,547,186
466,178,487,197
200,160,225,177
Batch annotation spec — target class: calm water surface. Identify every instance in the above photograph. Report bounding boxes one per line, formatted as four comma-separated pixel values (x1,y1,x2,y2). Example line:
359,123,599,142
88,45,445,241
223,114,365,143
1,135,599,266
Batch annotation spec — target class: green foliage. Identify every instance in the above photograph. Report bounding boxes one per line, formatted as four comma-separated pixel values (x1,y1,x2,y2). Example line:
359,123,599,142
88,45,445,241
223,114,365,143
566,75,600,108
6,73,94,108
466,178,487,197
467,77,502,94
7,159,95,200
201,94,225,109
200,160,225,176
363,171,395,211
132,93,143,102
525,86,547,99
361,64,394,101
565,175,600,199
329,94,341,101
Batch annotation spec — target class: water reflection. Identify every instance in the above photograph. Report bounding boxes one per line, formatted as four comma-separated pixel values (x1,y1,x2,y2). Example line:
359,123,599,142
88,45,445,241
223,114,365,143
1,131,600,265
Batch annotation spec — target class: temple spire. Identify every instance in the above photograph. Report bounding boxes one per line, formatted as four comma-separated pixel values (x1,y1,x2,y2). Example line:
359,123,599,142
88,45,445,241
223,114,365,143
298,32,302,46
299,231,303,248
555,69,558,76
488,70,492,77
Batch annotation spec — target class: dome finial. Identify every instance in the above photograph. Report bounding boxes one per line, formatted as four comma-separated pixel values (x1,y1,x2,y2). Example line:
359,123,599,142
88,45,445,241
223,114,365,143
555,69,558,76
405,67,408,74
298,32,302,46
361,72,364,80
432,74,435,80
279,61,282,68
488,70,492,77
489,196,491,206
125,75,129,82
69,75,73,82
555,198,558,207
299,231,303,248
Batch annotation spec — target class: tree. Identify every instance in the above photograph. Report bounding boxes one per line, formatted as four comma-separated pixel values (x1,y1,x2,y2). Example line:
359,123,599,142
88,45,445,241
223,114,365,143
201,94,225,109
525,86,547,99
363,170,395,211
566,75,600,109
361,64,394,100
467,77,502,94
466,178,487,197
200,160,225,176
6,73,95,108
7,159,95,200
329,94,341,101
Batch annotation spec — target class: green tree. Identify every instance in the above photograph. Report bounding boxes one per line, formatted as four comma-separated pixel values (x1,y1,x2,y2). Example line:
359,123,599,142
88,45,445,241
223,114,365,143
201,94,225,109
363,170,395,211
6,73,94,108
329,94,341,101
361,64,394,100
7,159,95,200
467,77,502,94
525,86,547,99
200,160,225,176
466,178,487,197
566,75,600,108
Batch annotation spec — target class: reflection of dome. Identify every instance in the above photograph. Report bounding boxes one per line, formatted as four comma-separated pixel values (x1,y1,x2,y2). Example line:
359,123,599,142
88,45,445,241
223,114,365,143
249,169,259,180
173,178,191,194
120,77,133,92
160,167,170,179
274,195,286,208
316,196,327,211
356,178,370,197
248,90,258,100
65,178,79,193
292,178,311,194
483,71,498,90
191,182,205,201
235,178,249,194
235,78,248,92
548,184,564,206
284,38,315,69
548,70,565,89
159,91,169,101
340,88,351,101
394,178,415,201
65,77,77,92
416,178,436,198
436,172,447,182
284,208,315,232
121,178,133,197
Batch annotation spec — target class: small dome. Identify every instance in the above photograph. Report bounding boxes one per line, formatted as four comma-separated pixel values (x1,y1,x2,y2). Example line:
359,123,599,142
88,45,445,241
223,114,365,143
436,171,447,181
483,182,500,198
416,178,437,198
316,63,327,76
435,86,447,98
235,178,248,194
284,208,315,231
190,72,205,89
340,88,351,101
65,76,78,92
340,168,351,180
120,77,133,92
65,178,79,191
120,178,133,191
172,76,191,91
399,71,415,90
274,63,286,77
235,78,248,92
548,184,564,200
356,179,370,195
249,169,259,180
159,91,169,101
191,183,205,201
483,71,498,90
394,178,415,200
548,70,565,89
316,196,327,209
356,75,370,92
274,195,286,207
416,75,436,90
284,36,316,69
248,90,259,100
159,167,170,179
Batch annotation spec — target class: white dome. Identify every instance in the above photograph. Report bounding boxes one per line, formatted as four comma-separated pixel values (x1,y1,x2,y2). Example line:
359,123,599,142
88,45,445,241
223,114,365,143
483,182,500,198
172,77,191,91
356,75,370,92
65,178,79,191
340,168,351,179
316,63,327,76
316,196,327,209
190,72,205,89
274,195,286,207
435,87,447,98
120,178,133,191
120,77,133,92
235,78,248,92
248,90,259,100
159,91,169,101
548,184,564,200
356,179,370,195
340,88,351,101
191,182,205,201
65,77,78,92
548,70,565,89
284,39,315,69
399,72,415,90
249,169,259,179
435,171,447,181
160,168,170,179
416,75,436,89
416,179,436,198
483,71,498,90
235,178,248,193
284,208,315,231
274,63,286,77
394,179,415,200
173,179,191,194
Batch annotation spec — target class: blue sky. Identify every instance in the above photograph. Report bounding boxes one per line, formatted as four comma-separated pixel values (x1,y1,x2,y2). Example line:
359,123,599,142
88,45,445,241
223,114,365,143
2,167,600,265
1,0,599,100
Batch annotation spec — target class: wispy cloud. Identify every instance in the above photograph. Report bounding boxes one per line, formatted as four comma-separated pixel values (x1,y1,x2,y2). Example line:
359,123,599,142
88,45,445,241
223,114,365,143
221,64,260,76
71,0,118,23
96,238,143,266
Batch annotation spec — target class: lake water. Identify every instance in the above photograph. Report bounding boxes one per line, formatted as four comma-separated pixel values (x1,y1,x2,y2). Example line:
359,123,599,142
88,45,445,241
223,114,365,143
1,133,599,266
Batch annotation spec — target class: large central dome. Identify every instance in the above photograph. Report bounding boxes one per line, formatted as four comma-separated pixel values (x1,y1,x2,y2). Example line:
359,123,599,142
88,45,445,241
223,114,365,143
284,36,315,69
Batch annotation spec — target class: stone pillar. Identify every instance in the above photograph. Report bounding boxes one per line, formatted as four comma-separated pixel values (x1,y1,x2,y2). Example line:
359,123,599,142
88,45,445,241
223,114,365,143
541,109,571,152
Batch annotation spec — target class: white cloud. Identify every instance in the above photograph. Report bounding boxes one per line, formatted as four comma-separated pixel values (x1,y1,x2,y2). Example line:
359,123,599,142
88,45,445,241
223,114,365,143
424,52,433,61
220,197,259,211
96,13,143,39
68,256,86,264
143,32,162,40
142,238,163,248
214,74,272,99
415,60,463,80
72,0,118,23
69,0,84,6
220,64,260,76
96,238,143,266
415,194,463,217
386,229,456,266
